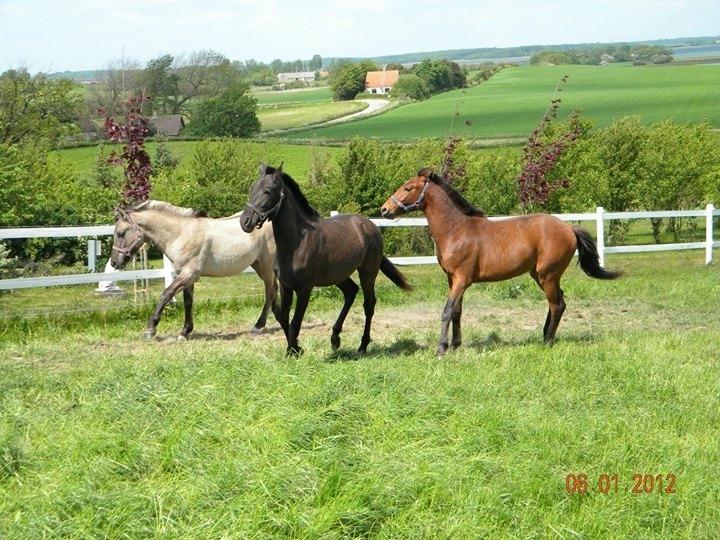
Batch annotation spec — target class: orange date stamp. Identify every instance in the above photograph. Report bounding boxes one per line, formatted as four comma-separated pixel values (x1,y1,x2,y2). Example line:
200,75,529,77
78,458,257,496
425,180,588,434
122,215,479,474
565,473,676,494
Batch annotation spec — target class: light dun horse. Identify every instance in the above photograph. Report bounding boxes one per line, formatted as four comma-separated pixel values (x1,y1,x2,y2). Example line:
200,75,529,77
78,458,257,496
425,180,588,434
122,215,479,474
382,168,622,355
110,200,278,340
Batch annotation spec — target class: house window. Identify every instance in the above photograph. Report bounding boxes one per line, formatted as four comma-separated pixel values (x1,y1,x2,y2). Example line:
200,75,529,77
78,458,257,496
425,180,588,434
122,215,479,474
371,88,377,94
385,88,390,92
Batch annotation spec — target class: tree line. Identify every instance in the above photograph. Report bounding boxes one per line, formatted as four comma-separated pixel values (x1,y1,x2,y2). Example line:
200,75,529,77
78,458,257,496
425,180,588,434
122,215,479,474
530,44,674,66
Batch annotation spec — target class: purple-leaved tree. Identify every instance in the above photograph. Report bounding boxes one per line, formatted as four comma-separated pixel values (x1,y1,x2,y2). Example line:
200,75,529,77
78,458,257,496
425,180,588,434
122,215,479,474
101,95,152,204
517,75,582,213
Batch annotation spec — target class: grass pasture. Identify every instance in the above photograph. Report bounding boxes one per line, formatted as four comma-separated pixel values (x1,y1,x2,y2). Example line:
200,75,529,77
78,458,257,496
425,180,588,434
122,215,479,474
54,141,341,182
258,101,367,132
2,251,720,537
253,86,333,106
289,64,720,140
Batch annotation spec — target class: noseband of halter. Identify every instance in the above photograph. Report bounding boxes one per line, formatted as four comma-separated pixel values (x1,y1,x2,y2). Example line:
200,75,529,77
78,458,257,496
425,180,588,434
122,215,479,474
391,178,430,213
112,206,144,256
246,188,285,228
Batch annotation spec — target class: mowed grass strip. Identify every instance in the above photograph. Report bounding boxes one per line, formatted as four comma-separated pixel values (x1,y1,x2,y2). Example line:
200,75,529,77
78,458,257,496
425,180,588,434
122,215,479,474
289,64,720,140
1,251,720,537
258,101,367,132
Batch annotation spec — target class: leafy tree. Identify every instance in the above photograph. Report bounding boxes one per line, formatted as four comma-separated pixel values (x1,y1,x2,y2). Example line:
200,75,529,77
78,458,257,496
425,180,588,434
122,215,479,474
412,59,467,94
309,54,323,70
0,68,81,145
392,74,429,100
331,60,378,101
141,51,238,115
187,82,260,137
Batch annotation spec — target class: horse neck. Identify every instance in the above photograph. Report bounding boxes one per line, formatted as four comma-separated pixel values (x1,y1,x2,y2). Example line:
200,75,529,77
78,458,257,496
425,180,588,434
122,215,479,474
270,188,315,247
131,209,188,252
423,183,481,249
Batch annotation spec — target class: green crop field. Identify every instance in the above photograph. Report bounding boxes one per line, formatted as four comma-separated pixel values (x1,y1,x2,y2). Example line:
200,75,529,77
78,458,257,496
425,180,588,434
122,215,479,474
2,251,720,537
289,64,720,141
258,101,367,132
54,141,341,182
253,86,333,106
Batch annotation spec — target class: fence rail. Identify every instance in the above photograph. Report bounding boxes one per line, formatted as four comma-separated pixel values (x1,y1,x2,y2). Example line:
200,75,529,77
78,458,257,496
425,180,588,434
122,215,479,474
1,205,718,292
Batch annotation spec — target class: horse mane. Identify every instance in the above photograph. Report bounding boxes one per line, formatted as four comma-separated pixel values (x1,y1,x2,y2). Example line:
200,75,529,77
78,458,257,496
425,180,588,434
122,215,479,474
418,167,485,217
132,200,208,218
265,165,320,218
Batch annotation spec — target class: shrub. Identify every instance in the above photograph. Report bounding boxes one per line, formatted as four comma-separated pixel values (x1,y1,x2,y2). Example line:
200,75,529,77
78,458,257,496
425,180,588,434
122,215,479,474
187,82,260,138
332,61,379,101
392,74,430,100
153,140,280,217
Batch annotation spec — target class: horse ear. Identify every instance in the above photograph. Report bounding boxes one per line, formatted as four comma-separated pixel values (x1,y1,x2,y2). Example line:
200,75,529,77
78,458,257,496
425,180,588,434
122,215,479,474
276,161,284,174
259,163,267,175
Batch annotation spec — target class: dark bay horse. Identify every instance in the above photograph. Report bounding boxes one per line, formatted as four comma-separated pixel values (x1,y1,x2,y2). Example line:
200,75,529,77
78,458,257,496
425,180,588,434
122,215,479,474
381,168,622,355
240,164,412,355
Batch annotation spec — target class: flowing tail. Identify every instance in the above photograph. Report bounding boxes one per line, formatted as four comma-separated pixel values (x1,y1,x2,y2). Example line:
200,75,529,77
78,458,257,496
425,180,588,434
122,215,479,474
573,228,623,280
380,256,413,291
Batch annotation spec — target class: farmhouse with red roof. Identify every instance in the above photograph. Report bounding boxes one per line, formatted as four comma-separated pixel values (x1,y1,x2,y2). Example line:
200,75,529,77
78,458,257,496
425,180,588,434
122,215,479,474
365,69,400,95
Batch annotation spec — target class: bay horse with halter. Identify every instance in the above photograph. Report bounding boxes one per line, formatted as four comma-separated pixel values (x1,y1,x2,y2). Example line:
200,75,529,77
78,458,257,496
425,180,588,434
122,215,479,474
381,168,622,355
110,200,278,340
239,164,412,356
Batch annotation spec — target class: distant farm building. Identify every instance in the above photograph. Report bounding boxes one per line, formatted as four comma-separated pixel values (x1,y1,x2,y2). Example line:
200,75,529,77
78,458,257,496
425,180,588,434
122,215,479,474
365,69,399,94
277,71,316,83
151,115,185,137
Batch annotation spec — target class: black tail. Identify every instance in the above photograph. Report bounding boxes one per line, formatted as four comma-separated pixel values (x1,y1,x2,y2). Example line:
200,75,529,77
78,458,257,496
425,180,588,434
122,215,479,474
573,228,623,280
380,256,413,291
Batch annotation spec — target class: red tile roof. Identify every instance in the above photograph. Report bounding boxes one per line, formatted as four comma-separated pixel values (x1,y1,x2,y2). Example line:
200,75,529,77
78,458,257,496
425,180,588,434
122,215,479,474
365,70,400,88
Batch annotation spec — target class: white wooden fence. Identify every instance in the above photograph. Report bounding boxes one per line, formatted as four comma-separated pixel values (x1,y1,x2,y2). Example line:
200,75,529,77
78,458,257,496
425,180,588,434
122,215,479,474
1,205,718,291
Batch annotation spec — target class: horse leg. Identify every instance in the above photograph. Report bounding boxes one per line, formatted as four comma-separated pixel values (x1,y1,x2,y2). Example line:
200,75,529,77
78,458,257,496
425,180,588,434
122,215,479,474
277,283,293,341
531,271,551,339
251,259,278,333
330,278,359,351
287,288,311,356
451,294,464,349
357,268,378,353
145,272,197,339
541,279,566,344
178,284,195,340
438,279,469,356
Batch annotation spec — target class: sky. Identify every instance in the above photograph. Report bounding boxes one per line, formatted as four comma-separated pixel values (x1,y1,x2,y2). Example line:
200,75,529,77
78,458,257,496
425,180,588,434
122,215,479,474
0,0,718,72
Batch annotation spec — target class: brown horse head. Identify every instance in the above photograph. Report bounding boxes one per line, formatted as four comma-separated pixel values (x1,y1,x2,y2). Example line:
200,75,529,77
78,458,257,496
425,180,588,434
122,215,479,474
110,205,145,269
380,168,434,218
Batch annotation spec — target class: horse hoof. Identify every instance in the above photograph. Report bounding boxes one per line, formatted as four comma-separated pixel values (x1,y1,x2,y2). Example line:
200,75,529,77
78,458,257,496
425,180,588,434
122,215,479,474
143,331,156,341
177,334,188,342
250,326,264,335
436,346,448,357
286,346,303,357
330,334,340,350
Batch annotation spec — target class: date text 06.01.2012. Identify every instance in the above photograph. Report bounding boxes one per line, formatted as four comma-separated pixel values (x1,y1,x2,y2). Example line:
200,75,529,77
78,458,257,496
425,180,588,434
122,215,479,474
565,473,676,494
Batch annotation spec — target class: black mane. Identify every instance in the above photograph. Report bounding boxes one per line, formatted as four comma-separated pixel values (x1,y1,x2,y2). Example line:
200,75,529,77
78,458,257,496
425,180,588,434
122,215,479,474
265,165,320,218
418,167,485,217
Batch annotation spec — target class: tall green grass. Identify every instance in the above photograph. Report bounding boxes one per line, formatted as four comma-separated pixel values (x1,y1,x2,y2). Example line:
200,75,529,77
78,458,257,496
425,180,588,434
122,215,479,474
2,251,720,536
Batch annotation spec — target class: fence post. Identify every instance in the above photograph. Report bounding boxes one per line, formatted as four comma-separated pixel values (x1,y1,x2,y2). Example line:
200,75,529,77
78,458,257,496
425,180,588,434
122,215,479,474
706,203,714,266
87,240,97,272
163,255,175,289
596,206,605,268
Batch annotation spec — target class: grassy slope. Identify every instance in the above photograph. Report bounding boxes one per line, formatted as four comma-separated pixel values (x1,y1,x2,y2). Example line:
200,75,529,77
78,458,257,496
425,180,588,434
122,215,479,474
258,101,367,132
289,64,720,140
2,251,720,537
54,142,341,182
